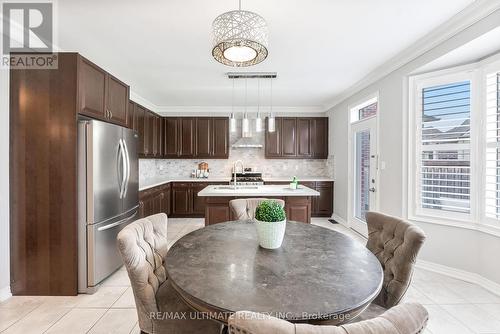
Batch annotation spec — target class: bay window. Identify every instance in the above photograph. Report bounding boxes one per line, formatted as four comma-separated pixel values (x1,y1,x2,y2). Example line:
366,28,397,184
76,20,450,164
409,56,500,230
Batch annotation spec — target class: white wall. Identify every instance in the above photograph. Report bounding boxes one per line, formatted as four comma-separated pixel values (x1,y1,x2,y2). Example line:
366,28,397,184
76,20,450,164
0,67,10,300
327,9,500,285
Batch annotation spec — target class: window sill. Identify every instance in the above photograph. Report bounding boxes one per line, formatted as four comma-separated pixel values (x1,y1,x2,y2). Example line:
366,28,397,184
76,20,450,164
408,214,500,238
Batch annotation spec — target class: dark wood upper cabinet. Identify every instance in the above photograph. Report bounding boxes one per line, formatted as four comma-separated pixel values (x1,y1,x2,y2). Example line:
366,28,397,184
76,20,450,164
127,101,136,130
78,56,129,127
179,118,196,157
154,115,163,157
106,75,129,126
265,117,282,157
78,57,106,119
164,117,179,158
265,117,328,159
136,104,146,157
212,118,229,158
195,117,212,158
281,118,297,156
297,118,312,157
311,118,329,159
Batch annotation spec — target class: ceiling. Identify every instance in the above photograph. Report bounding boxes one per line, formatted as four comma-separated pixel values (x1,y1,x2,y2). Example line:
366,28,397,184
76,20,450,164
56,0,474,110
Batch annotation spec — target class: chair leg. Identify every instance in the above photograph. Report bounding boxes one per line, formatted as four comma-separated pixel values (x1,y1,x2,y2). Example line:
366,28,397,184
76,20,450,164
220,324,229,334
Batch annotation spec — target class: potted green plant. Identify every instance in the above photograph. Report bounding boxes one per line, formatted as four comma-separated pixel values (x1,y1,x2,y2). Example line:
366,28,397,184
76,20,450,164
254,200,287,249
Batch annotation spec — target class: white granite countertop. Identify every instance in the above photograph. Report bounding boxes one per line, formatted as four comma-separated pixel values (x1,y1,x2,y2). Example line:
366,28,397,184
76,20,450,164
198,185,320,197
139,176,334,191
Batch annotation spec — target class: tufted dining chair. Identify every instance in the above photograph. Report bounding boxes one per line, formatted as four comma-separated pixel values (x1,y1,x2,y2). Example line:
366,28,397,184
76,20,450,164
230,198,285,220
229,303,428,334
117,213,221,334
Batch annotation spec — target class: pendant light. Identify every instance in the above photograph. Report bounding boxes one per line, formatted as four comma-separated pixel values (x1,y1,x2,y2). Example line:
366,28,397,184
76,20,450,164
242,78,250,135
268,77,275,132
230,77,237,132
212,0,269,67
255,78,262,132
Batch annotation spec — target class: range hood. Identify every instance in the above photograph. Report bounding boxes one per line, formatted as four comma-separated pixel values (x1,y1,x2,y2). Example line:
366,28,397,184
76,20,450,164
231,136,263,148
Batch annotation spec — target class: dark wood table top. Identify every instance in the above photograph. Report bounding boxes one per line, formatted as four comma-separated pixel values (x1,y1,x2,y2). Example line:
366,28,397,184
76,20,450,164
165,220,383,324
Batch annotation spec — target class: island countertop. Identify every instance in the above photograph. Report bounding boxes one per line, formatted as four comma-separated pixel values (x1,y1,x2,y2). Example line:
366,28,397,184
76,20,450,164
198,184,320,197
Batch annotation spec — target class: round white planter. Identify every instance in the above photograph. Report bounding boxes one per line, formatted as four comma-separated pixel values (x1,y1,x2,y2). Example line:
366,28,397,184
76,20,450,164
254,219,287,249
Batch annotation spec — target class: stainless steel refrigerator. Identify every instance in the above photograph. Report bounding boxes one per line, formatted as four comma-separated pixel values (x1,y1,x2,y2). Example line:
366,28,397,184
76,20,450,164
77,119,139,293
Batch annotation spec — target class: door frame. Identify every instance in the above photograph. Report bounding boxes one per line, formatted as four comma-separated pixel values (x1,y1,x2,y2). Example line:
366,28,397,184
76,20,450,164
347,93,380,237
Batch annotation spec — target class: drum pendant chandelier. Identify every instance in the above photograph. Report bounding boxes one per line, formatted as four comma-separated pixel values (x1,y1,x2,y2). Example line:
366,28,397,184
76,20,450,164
212,0,268,67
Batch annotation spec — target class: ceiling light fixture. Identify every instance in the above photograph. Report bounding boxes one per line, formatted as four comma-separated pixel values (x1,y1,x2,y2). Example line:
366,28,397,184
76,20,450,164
255,78,262,132
212,0,268,67
230,78,237,133
268,77,275,132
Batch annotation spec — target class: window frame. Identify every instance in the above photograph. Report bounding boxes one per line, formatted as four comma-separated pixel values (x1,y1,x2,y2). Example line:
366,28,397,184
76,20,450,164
408,65,479,225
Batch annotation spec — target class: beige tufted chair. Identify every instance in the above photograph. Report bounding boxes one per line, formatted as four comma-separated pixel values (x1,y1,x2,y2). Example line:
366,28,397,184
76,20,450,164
230,198,285,220
117,213,221,334
229,303,428,334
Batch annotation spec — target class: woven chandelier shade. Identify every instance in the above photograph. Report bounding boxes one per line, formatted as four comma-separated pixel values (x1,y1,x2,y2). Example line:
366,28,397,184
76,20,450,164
212,9,268,67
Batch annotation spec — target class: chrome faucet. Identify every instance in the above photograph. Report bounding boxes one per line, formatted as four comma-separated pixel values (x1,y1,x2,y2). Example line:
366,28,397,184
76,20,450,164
233,160,244,189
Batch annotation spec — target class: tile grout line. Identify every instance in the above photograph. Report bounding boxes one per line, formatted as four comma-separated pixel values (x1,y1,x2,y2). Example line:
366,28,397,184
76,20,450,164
1,300,46,333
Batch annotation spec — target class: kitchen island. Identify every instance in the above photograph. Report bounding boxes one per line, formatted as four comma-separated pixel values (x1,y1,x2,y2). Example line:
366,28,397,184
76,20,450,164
198,184,320,225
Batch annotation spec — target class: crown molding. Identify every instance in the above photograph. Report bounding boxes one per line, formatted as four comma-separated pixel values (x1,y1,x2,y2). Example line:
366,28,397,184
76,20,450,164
322,0,500,111
130,91,324,115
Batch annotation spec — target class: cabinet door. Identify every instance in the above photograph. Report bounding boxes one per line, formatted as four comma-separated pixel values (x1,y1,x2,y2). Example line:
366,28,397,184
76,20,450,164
179,118,196,157
78,57,106,119
164,118,179,158
172,184,191,214
281,118,297,157
153,114,162,157
311,118,328,159
265,117,282,158
196,118,212,158
285,197,311,224
106,75,129,127
297,118,311,157
136,105,146,156
191,183,207,215
315,182,334,217
212,118,229,158
127,101,136,130
145,111,155,157
162,184,171,216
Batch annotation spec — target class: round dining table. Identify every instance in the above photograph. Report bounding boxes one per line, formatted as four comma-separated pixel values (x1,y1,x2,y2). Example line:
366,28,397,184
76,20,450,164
165,220,383,325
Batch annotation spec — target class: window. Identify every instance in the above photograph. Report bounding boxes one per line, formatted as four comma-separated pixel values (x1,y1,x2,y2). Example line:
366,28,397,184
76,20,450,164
419,81,471,214
409,58,500,230
485,71,500,220
350,97,378,123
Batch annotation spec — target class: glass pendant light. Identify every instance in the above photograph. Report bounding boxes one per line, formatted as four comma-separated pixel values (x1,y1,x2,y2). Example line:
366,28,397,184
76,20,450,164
268,77,275,132
255,78,262,132
230,78,237,132
242,78,250,135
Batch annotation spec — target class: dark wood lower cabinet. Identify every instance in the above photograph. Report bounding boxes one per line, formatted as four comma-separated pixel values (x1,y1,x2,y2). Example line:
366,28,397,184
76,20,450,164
265,181,334,217
139,183,171,218
204,196,312,225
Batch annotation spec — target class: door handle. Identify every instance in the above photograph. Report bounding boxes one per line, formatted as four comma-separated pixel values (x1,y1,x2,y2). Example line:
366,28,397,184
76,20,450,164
118,139,127,198
97,210,138,231
122,139,131,198
369,187,376,193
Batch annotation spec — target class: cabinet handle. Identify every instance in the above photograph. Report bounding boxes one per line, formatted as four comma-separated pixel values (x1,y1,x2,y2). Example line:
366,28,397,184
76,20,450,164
109,110,113,119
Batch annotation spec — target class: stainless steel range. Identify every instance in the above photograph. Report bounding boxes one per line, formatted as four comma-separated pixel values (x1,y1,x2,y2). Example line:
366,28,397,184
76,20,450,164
230,172,264,186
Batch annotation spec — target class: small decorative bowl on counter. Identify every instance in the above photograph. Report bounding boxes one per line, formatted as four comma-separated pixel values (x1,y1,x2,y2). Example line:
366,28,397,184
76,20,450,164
254,200,287,249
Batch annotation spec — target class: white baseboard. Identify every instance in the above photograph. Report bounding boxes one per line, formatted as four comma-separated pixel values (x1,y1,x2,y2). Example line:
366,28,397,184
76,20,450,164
0,286,11,302
417,260,500,297
332,213,348,227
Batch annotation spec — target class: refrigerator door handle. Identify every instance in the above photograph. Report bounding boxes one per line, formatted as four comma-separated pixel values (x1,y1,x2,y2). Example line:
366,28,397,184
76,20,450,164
122,138,131,198
97,209,138,231
118,139,127,199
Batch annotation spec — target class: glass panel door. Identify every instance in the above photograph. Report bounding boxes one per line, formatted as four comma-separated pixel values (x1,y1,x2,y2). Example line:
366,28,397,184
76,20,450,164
351,117,377,236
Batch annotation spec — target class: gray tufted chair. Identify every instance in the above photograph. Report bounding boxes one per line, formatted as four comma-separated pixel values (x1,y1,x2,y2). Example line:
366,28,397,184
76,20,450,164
229,303,428,334
230,198,285,220
117,213,221,334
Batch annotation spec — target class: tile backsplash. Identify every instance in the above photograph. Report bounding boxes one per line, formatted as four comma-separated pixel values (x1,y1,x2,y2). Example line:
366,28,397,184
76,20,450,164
139,124,334,182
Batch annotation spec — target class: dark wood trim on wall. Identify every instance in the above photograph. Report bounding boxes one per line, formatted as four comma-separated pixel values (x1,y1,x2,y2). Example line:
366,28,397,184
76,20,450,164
10,53,79,295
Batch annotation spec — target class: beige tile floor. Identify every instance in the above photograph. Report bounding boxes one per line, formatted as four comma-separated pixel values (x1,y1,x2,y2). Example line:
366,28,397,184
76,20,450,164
1,217,500,334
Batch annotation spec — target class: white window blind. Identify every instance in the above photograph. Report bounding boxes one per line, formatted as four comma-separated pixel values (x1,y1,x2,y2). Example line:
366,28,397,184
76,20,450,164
485,71,500,219
418,81,471,214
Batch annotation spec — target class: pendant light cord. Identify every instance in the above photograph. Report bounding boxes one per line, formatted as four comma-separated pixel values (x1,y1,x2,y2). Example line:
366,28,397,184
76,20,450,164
244,77,247,116
270,77,273,117
257,78,260,114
